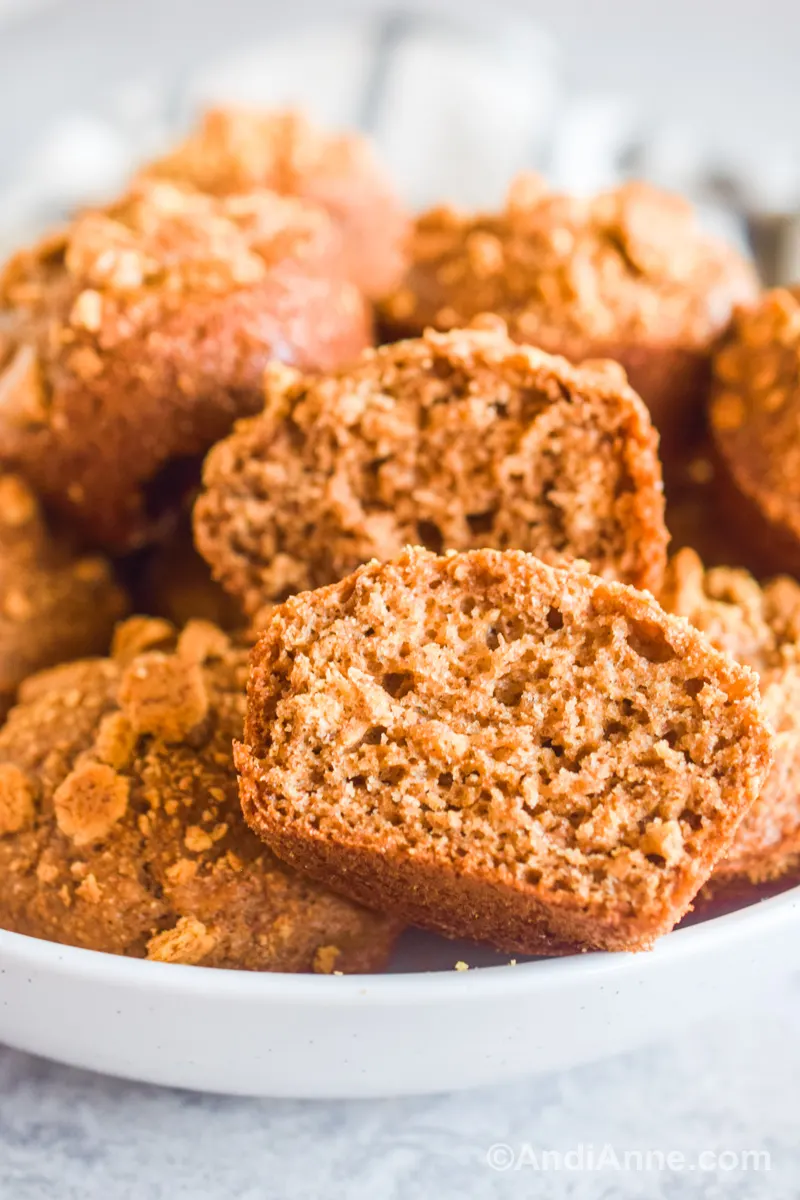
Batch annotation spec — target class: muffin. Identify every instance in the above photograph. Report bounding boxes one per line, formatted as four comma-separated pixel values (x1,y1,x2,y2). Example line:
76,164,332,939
379,176,758,467
0,616,398,971
142,106,408,299
710,287,800,578
664,444,741,569
0,180,371,551
237,548,772,954
195,318,667,616
662,547,800,885
0,473,127,716
133,516,244,632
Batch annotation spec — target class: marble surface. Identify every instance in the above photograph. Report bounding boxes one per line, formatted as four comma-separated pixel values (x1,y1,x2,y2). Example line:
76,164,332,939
1,974,799,1199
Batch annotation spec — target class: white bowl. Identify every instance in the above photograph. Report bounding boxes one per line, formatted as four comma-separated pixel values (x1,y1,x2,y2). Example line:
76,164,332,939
1,886,798,1098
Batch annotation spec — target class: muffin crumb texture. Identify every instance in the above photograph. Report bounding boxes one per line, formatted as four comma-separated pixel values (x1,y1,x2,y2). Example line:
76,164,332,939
195,320,667,614
379,177,757,461
238,548,772,954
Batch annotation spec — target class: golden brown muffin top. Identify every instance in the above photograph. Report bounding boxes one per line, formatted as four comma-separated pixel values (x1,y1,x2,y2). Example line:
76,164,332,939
381,176,756,349
0,179,369,551
0,474,127,700
0,616,396,971
0,179,342,345
661,547,800,882
142,107,408,297
145,107,386,201
194,316,667,613
711,288,800,531
661,547,800,676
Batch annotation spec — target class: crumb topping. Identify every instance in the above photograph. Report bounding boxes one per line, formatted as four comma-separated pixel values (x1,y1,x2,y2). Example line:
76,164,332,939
144,108,383,202
710,288,800,538
146,915,217,965
380,176,756,348
661,548,800,674
119,652,209,742
0,763,35,836
312,944,341,974
140,107,408,298
53,762,130,846
0,616,398,971
661,548,800,882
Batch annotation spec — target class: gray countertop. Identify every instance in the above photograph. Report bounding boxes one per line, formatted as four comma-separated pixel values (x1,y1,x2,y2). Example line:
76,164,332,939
0,5,798,1198
1,974,799,1199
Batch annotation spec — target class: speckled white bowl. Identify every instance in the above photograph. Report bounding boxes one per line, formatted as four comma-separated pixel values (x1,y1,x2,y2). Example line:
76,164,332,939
1,887,798,1097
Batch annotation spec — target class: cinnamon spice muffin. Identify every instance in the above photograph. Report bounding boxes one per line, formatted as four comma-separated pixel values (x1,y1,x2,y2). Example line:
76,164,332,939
134,516,244,632
237,547,772,954
379,177,757,466
662,547,800,885
0,616,398,971
710,287,800,578
142,107,408,299
0,474,127,716
195,318,667,615
0,180,370,551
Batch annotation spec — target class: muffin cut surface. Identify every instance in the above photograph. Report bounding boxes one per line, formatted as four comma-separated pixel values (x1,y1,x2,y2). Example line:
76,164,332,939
379,177,757,465
195,319,667,614
238,548,773,954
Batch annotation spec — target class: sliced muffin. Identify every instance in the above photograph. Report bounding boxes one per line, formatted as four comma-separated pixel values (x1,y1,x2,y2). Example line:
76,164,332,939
237,548,772,954
195,318,667,615
379,177,757,467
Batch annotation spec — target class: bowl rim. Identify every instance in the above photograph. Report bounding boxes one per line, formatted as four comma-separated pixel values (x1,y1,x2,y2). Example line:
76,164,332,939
1,884,798,1007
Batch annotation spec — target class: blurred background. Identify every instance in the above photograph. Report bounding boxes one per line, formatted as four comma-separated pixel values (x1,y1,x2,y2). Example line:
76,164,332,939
1,0,800,265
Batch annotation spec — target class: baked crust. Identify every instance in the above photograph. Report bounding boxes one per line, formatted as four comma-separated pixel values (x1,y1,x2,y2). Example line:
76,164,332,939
238,547,772,954
0,616,398,971
662,547,800,884
710,287,800,578
379,177,757,466
195,318,667,615
0,181,371,550
142,107,408,299
0,474,127,713
133,516,244,632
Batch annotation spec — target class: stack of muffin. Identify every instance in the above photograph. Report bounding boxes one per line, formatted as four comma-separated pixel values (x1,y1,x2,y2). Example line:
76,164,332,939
0,106,796,968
